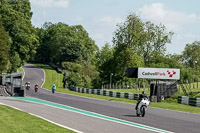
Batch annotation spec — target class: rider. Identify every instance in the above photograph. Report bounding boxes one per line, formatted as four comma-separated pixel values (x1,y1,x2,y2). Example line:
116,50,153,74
135,91,149,110
25,82,30,90
35,84,39,91
52,84,56,94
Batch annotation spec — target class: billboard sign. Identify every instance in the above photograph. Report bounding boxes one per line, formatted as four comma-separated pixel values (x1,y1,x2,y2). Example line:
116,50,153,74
138,68,180,80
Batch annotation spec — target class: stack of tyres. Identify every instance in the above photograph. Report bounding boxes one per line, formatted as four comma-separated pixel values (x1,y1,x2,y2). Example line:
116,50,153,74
124,93,129,99
181,96,189,105
177,96,182,104
189,97,197,106
103,90,107,96
109,91,113,97
97,89,100,95
116,92,120,98
134,94,139,100
197,98,200,107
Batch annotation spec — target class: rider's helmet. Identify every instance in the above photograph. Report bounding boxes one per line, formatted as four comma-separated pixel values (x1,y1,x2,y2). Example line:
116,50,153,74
142,91,146,95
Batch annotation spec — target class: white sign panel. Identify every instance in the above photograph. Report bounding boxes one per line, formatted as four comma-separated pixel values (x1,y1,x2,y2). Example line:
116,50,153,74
138,68,180,80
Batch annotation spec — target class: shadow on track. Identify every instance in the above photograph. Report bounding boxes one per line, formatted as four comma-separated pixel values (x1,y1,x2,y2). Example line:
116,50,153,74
123,114,138,117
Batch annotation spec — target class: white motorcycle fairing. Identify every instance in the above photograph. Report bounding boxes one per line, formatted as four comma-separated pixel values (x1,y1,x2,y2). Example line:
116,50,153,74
136,98,150,117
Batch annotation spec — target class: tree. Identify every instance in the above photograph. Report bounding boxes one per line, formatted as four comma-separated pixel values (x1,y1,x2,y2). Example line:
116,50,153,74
113,14,174,66
0,0,39,72
36,22,98,65
141,22,174,66
35,22,99,88
71,25,98,64
110,13,174,81
96,43,114,83
182,41,200,68
62,61,99,88
0,20,11,73
181,41,200,79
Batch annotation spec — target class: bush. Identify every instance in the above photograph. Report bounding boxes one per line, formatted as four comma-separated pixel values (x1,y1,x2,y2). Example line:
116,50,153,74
62,61,99,88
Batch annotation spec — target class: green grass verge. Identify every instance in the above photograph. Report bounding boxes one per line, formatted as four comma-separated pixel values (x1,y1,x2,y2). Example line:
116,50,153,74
35,63,200,114
17,67,23,72
17,67,24,77
35,64,64,90
0,105,75,133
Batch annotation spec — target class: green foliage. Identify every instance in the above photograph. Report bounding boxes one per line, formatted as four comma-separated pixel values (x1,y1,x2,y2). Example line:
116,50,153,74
62,61,82,73
0,0,39,72
62,61,99,88
96,43,114,83
35,22,98,65
0,20,10,73
113,14,173,67
181,41,200,80
182,41,200,68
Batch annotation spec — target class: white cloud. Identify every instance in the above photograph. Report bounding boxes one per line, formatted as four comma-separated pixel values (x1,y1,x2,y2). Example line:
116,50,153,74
138,3,199,32
30,0,69,8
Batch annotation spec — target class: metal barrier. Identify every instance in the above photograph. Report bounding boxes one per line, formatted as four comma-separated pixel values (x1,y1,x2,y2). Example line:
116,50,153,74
1,72,24,96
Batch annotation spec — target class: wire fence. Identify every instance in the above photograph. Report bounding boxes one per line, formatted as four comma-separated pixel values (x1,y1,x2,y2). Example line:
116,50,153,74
101,78,200,95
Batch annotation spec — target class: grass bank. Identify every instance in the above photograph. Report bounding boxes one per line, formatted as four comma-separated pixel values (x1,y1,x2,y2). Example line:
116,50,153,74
0,105,75,133
35,63,200,114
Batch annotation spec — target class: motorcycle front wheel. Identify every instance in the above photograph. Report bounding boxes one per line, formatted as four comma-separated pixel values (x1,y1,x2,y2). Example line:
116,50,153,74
141,106,146,117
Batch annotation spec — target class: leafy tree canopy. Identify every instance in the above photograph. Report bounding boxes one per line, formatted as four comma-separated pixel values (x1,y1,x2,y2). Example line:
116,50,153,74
110,13,173,81
0,0,39,72
0,20,11,73
36,22,98,65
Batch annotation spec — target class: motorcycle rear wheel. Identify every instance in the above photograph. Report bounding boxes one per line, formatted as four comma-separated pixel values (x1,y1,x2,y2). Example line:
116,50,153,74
136,109,140,116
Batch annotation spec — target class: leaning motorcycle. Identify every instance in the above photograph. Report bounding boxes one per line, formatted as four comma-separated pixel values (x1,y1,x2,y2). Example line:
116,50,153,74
136,98,150,117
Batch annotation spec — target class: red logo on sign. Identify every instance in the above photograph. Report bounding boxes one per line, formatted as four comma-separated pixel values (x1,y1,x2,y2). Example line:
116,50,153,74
167,70,176,77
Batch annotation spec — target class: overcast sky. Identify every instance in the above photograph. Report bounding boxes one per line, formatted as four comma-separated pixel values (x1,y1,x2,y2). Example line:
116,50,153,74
30,0,200,54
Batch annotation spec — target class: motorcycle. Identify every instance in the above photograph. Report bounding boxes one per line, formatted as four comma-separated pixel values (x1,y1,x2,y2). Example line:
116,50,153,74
136,97,150,117
25,82,30,90
34,85,39,92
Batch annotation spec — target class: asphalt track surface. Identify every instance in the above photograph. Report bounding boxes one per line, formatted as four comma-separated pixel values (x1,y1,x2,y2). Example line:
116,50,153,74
1,64,200,133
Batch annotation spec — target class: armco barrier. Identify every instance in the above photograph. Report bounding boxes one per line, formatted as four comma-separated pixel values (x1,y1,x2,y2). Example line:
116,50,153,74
69,87,157,102
178,96,200,107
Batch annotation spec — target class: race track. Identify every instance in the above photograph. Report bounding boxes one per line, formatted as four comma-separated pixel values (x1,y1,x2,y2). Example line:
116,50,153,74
1,64,200,133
